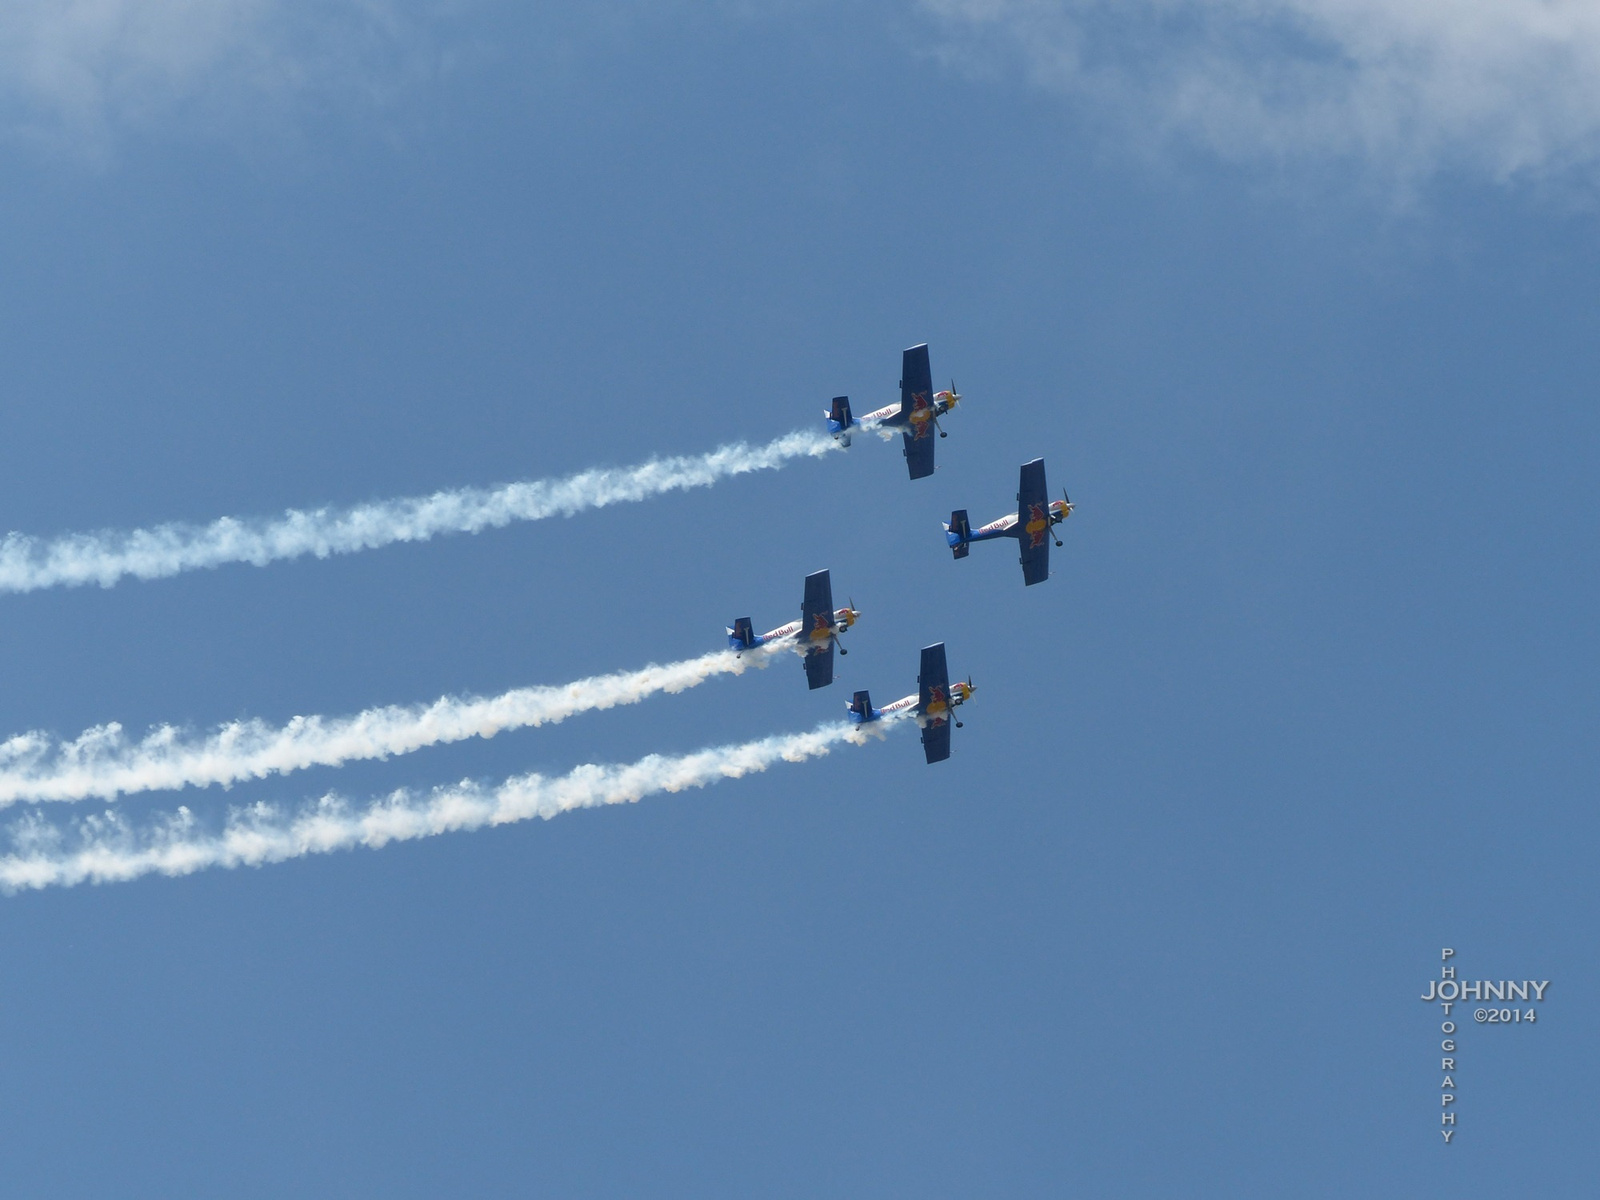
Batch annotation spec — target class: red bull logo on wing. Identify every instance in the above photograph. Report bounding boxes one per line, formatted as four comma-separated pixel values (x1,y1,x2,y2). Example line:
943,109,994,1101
908,393,933,439
1024,503,1049,548
808,612,834,644
924,685,948,724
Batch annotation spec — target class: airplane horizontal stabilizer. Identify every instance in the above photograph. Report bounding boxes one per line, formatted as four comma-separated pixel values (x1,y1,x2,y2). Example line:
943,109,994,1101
946,510,970,559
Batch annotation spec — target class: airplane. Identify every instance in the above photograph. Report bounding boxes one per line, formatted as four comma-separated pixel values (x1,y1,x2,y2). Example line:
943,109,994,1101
943,457,1073,586
727,568,860,690
846,642,974,763
825,343,961,480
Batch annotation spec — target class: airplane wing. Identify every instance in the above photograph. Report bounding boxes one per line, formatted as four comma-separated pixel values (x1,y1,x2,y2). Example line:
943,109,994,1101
903,429,935,480
801,569,833,631
900,343,936,480
900,344,932,420
800,569,836,689
804,645,835,690
1016,457,1051,586
918,642,953,763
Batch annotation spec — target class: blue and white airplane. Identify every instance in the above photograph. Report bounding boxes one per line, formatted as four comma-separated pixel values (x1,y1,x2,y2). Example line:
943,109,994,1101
727,569,859,690
847,642,974,764
826,343,961,480
944,458,1073,586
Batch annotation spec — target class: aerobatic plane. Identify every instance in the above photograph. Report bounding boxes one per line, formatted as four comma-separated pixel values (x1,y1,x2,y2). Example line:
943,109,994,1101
726,568,859,690
825,343,960,480
943,457,1073,586
847,642,974,763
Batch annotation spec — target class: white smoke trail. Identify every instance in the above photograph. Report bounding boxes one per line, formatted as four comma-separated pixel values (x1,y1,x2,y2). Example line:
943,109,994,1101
863,420,900,443
0,430,839,594
0,719,900,892
0,645,799,807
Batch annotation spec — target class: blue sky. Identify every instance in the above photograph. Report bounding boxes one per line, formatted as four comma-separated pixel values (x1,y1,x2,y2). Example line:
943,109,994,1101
0,1,1595,1194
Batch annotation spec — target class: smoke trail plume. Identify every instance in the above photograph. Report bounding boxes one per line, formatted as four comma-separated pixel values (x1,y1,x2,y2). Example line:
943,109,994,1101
0,720,899,892
0,646,798,807
0,430,838,594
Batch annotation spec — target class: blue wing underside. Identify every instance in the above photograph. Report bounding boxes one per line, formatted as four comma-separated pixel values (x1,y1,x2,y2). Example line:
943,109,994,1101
900,344,936,481
918,642,952,763
1017,458,1050,587
801,569,835,690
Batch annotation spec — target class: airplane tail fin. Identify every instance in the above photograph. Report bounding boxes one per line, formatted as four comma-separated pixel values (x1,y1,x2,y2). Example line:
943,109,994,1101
945,510,971,559
728,617,756,650
848,689,875,722
826,396,854,445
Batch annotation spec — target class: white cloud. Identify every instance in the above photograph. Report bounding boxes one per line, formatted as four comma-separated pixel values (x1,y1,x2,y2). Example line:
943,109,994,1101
0,0,448,149
916,0,1600,180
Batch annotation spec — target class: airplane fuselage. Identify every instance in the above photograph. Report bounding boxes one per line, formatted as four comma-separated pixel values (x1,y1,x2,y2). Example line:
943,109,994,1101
838,396,947,438
827,390,958,446
950,498,1070,548
730,606,858,654
966,512,1019,541
849,680,973,726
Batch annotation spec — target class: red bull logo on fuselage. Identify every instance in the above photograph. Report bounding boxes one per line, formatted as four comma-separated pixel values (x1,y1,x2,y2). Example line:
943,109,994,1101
758,619,801,643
